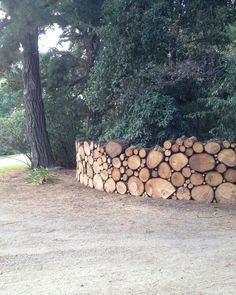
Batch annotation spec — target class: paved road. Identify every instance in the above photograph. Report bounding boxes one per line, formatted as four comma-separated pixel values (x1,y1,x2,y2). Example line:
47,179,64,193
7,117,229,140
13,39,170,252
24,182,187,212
0,171,235,295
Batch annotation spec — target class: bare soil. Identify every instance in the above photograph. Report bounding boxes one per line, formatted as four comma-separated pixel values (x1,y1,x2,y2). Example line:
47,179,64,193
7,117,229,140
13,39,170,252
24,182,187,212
0,170,235,295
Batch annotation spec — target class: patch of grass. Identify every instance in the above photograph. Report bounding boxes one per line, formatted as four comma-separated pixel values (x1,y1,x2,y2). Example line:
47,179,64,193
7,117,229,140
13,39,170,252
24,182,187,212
0,154,30,174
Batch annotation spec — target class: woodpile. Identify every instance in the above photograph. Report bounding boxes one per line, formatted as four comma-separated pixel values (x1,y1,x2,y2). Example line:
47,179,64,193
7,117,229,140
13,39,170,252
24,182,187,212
76,138,236,205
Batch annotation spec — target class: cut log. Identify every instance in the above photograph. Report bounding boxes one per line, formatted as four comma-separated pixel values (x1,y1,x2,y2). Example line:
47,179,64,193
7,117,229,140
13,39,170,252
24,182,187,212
205,142,221,154
192,142,204,153
93,149,100,159
182,167,191,178
120,153,125,161
126,169,134,177
191,185,214,203
189,153,215,172
93,175,104,191
120,166,125,174
163,140,173,150
86,163,94,179
103,163,108,170
176,136,187,146
145,178,175,199
151,170,158,178
179,146,186,152
128,155,141,170
139,168,150,182
146,149,164,169
104,178,116,193
185,148,193,157
171,172,185,187
205,172,223,187
123,160,128,167
83,174,88,186
218,149,236,167
106,140,126,158
116,181,127,195
88,155,94,165
190,172,204,186
158,162,171,179
216,163,227,174
125,146,134,157
111,168,121,181
101,170,109,181
88,178,93,188
112,157,122,168
177,187,191,201
79,146,85,159
184,136,197,148
169,153,188,171
224,169,236,183
164,150,172,157
122,174,128,181
84,141,91,156
171,144,179,153
215,183,236,204
139,148,147,158
77,162,83,174
93,161,101,174
128,176,144,196
223,140,231,148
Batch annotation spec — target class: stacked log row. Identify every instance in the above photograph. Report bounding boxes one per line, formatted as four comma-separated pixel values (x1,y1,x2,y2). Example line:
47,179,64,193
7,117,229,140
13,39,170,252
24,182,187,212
76,138,236,205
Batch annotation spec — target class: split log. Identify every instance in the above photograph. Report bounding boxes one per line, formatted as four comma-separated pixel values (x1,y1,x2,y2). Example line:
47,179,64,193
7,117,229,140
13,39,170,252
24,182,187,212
224,169,236,183
146,148,164,169
84,141,91,156
128,155,141,170
112,157,122,168
190,173,204,186
169,153,188,171
158,162,171,179
145,178,175,199
184,136,197,148
177,187,191,201
139,168,150,182
189,154,215,172
171,172,185,187
191,185,214,203
116,181,127,195
205,172,223,187
128,176,144,196
215,183,236,204
101,170,109,181
216,163,227,174
104,178,116,193
111,168,121,181
205,141,221,154
182,167,191,178
218,149,236,167
93,175,104,191
86,163,94,179
106,140,126,158
192,142,204,153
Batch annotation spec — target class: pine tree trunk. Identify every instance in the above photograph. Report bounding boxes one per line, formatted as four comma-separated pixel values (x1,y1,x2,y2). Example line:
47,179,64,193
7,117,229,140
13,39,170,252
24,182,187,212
22,30,54,168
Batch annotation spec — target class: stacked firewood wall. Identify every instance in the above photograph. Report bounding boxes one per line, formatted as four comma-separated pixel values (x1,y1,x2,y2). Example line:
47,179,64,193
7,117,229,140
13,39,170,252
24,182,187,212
76,137,236,204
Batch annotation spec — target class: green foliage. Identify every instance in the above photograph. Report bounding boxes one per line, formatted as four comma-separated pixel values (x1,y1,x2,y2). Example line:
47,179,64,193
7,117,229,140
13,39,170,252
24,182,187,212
26,167,49,185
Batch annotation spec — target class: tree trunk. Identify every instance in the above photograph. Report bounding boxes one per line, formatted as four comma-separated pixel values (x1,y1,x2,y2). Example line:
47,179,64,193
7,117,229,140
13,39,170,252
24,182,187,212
22,30,54,168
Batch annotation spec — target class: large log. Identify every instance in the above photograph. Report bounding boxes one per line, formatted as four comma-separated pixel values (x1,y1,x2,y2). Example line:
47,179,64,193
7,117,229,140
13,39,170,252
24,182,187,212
158,162,171,179
106,140,126,158
104,178,116,193
128,176,144,196
205,141,221,154
128,155,141,170
116,181,127,195
189,154,215,172
171,172,185,187
145,178,175,199
224,169,236,183
169,153,188,171
218,149,236,167
215,183,236,204
139,168,150,182
146,148,164,169
177,187,191,201
205,171,223,187
191,185,214,203
93,175,104,191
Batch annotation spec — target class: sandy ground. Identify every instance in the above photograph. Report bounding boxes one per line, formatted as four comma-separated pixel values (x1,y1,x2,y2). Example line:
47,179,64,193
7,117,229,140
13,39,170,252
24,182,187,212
0,170,235,295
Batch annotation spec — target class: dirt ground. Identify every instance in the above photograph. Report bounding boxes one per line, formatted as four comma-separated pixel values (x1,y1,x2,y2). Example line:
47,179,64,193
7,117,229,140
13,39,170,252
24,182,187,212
0,170,235,295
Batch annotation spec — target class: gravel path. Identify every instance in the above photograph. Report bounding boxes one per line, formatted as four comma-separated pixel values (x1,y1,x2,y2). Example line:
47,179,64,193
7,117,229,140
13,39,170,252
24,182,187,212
0,170,235,295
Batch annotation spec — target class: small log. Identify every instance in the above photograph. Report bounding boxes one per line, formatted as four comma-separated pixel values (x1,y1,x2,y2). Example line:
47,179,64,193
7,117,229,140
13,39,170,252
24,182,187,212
125,146,134,157
218,149,236,167
123,160,128,167
134,149,139,155
205,141,221,154
190,173,204,186
86,163,94,179
88,178,93,188
146,148,164,169
122,174,128,181
171,172,185,187
191,185,214,203
215,183,236,204
189,154,215,172
163,140,173,150
185,148,193,157
104,178,116,193
128,176,144,196
112,157,122,168
139,148,147,158
83,174,88,186
120,166,125,174
128,155,141,170
145,178,175,199
224,169,236,183
188,183,194,189
192,142,204,153
216,163,227,174
223,140,231,148
176,136,187,146
171,144,179,153
205,172,223,187
158,162,171,179
179,146,186,152
93,175,104,191
111,168,121,181
184,136,197,148
101,170,109,181
88,155,94,165
93,161,101,174
103,163,108,170
97,158,103,165
126,169,134,177
134,171,139,177
120,154,125,161
139,168,150,182
151,170,158,178
116,181,127,195
182,167,191,178
106,140,127,158
164,150,172,157
79,146,85,159
84,141,91,156
93,149,100,159
169,153,188,171
177,187,191,201
101,155,107,163
90,141,94,150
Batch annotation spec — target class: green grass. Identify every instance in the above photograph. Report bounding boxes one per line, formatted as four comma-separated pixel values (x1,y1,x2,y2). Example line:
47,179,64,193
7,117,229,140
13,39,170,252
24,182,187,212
0,154,30,174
